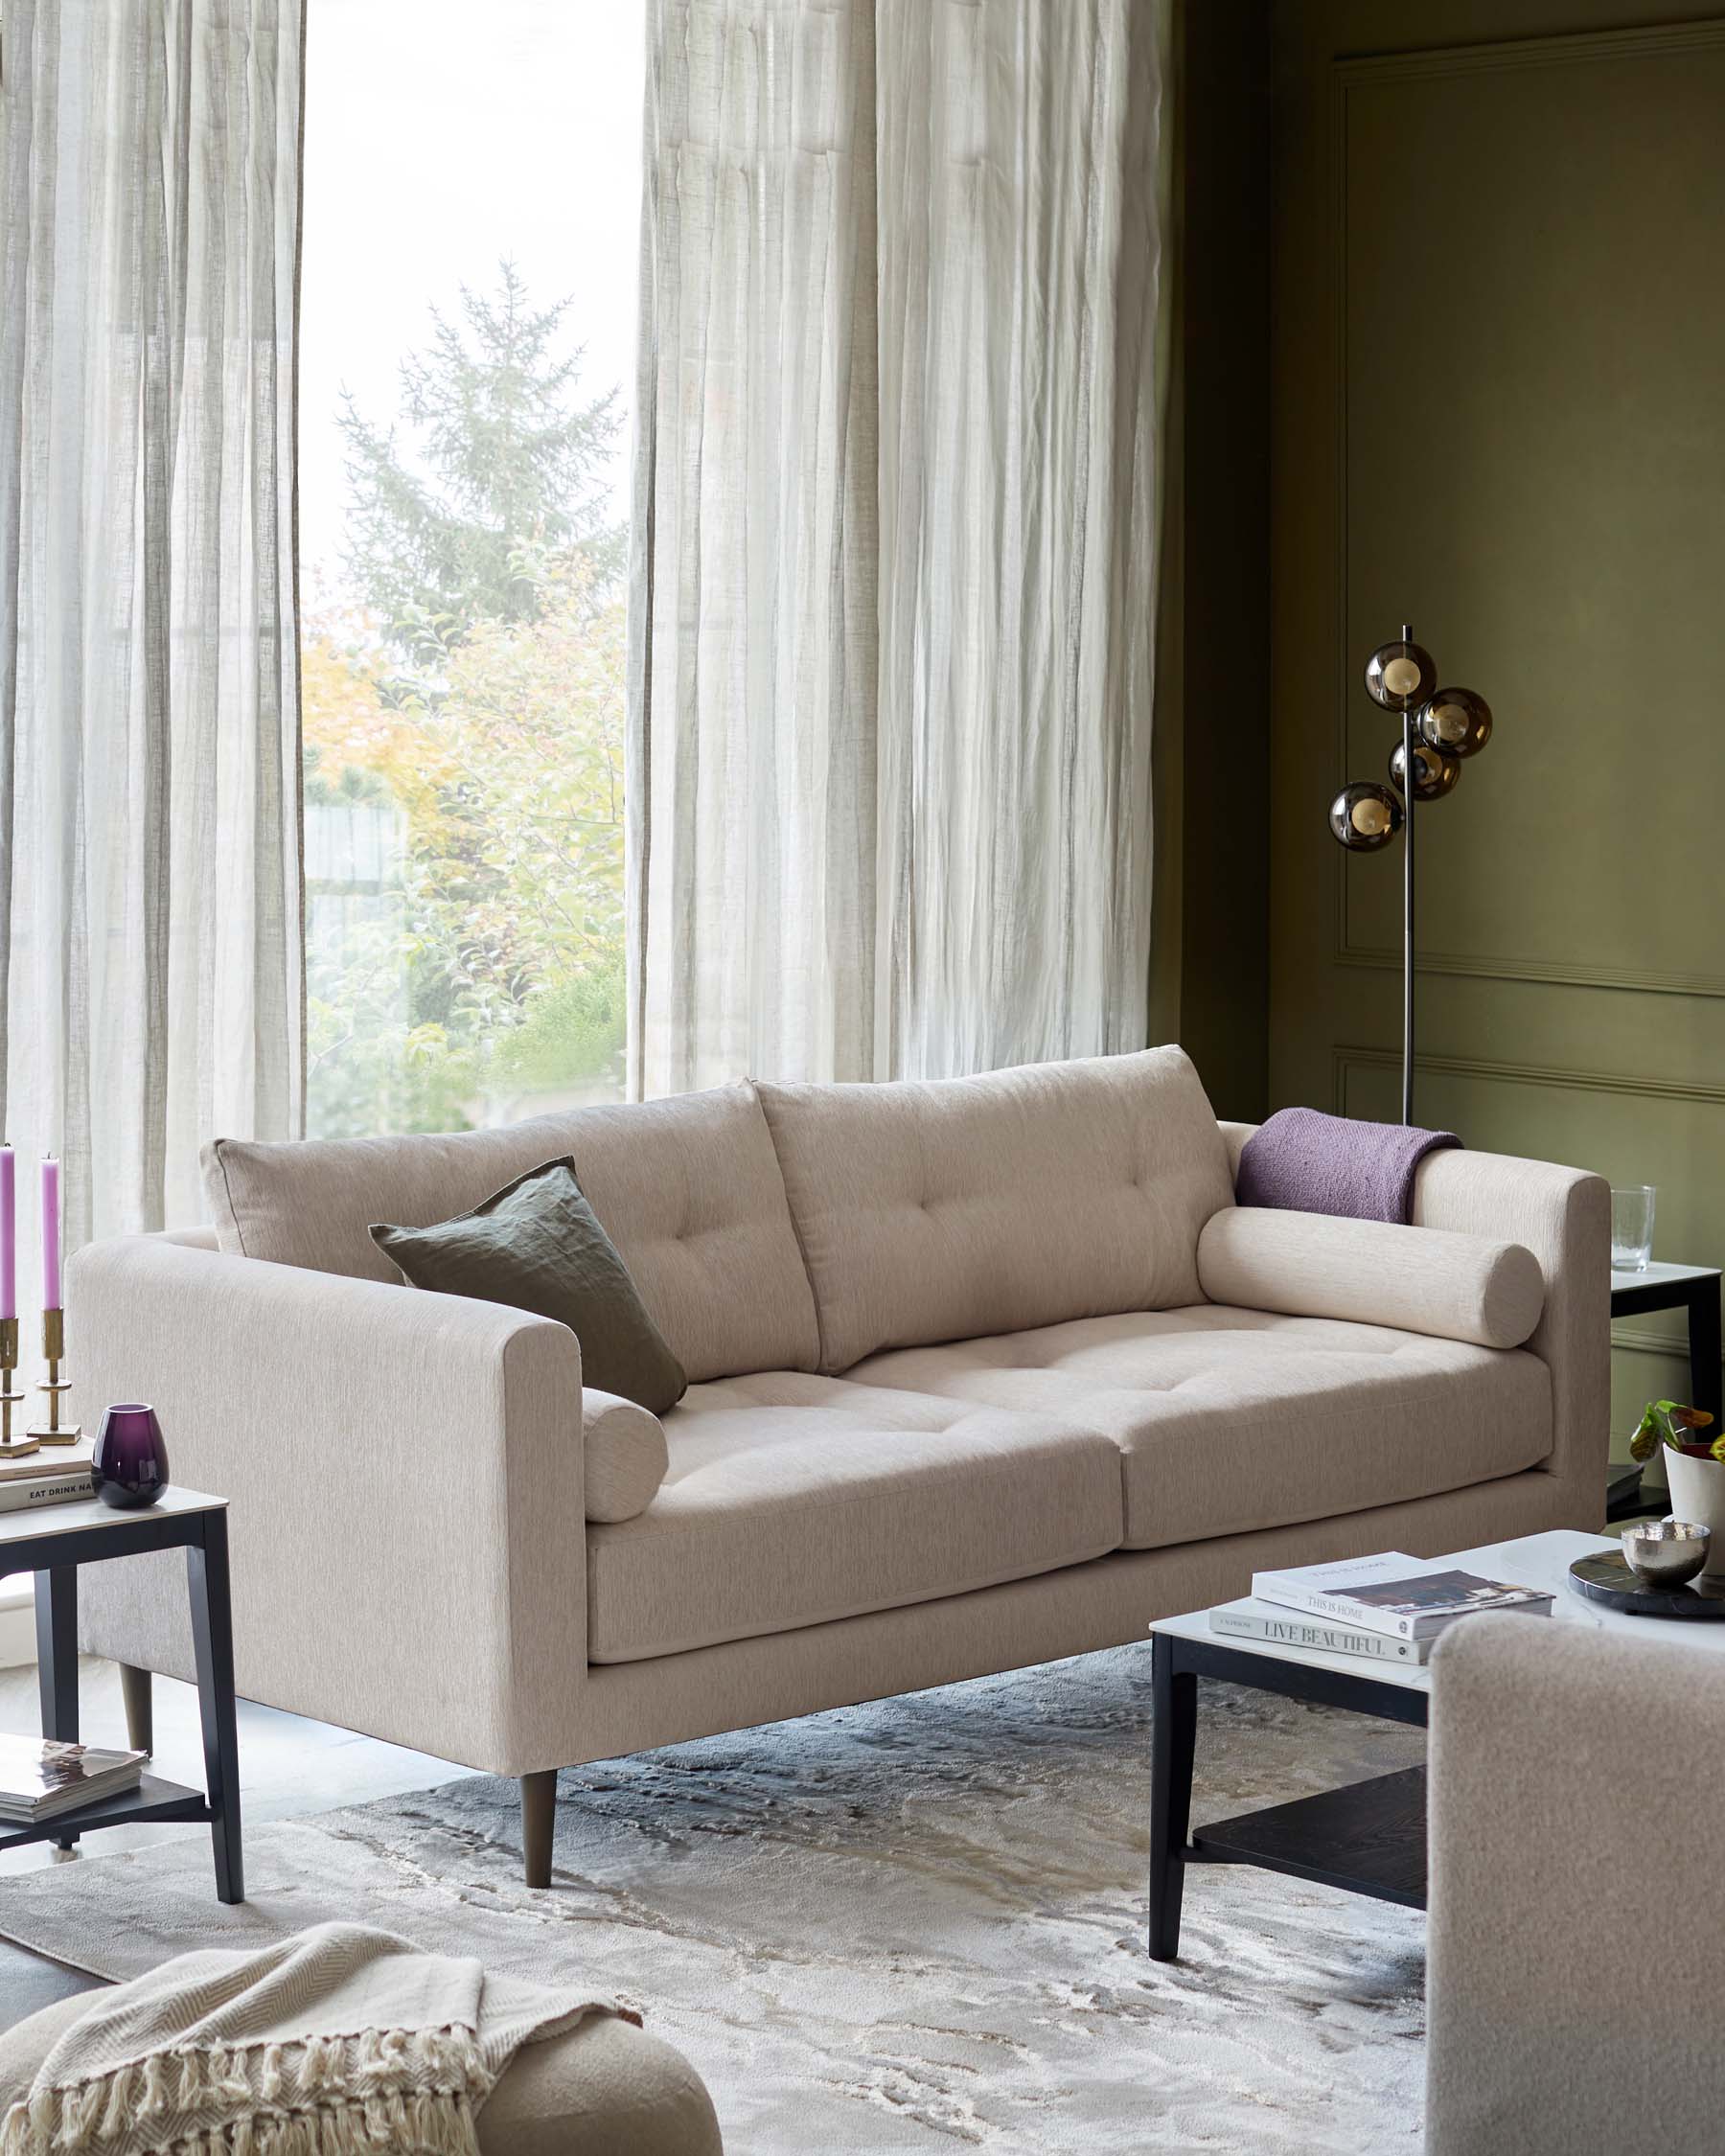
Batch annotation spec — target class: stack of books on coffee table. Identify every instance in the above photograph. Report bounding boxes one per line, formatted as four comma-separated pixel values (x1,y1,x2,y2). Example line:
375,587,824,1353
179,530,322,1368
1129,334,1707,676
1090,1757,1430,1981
0,1439,95,1517
1208,1549,1554,1666
0,1734,147,1825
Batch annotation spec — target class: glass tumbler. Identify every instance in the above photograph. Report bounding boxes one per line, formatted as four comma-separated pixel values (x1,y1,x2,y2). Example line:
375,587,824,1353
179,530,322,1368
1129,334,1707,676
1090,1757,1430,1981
1610,1185,1656,1273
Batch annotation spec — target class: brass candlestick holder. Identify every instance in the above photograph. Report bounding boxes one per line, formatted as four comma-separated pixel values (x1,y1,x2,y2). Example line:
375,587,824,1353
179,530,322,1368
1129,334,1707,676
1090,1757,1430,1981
29,1307,79,1445
0,1316,34,1458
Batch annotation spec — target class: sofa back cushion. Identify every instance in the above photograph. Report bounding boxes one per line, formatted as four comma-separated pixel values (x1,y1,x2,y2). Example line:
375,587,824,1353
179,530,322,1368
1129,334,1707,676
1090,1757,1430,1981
756,1047,1233,1373
203,1082,819,1382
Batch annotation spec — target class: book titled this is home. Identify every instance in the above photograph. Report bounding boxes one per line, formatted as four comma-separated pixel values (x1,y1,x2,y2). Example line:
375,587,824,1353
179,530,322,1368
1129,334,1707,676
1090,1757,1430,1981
1251,1550,1554,1642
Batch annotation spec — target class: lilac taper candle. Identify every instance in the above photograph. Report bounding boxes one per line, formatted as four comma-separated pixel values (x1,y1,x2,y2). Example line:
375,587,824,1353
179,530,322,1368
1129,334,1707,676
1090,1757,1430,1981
0,1146,13,1320
41,1157,60,1310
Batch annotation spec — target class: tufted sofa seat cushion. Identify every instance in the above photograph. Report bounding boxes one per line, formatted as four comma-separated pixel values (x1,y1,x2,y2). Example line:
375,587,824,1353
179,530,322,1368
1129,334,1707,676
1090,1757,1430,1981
203,1081,819,1383
756,1047,1234,1374
585,1373,1125,1663
845,1306,1553,1550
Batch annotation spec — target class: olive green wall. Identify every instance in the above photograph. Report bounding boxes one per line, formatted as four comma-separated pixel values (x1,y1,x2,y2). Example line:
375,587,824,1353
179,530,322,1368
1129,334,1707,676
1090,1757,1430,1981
1269,1,1725,1469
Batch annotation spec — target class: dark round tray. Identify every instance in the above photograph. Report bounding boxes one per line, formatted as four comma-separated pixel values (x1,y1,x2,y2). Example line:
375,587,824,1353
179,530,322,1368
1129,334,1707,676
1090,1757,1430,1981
1568,1552,1725,1619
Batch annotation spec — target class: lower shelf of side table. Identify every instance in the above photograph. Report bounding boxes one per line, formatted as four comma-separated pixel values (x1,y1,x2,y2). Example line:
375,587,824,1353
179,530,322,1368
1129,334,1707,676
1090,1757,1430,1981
1189,1764,1427,1910
0,1774,211,1854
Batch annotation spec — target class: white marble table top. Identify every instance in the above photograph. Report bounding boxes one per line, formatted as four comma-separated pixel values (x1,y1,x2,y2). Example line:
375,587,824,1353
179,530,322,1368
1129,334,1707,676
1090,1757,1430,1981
1151,1528,1725,1695
1612,1259,1720,1288
0,1483,224,1552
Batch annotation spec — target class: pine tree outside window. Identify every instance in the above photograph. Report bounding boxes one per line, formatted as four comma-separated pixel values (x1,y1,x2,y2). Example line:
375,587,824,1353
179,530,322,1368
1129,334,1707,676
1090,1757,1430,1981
298,1,643,1137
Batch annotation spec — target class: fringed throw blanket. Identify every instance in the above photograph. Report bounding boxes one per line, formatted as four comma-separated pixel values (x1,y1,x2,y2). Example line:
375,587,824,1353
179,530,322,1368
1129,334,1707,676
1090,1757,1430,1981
0,1922,621,2156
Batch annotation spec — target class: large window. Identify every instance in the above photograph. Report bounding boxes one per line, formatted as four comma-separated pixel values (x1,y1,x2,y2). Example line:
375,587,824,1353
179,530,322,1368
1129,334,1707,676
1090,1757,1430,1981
298,1,643,1136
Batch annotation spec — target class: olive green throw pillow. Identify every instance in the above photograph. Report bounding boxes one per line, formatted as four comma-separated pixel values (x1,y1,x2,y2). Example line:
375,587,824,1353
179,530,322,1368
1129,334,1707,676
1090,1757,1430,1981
370,1157,687,1414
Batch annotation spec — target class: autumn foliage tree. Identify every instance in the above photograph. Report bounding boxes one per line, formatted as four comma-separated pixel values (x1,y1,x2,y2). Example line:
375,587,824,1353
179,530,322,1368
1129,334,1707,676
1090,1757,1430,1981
302,264,628,1135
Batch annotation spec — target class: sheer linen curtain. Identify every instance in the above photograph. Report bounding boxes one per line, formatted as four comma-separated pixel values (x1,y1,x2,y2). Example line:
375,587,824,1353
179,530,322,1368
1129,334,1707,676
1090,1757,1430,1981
0,0,304,1276
631,0,1171,1095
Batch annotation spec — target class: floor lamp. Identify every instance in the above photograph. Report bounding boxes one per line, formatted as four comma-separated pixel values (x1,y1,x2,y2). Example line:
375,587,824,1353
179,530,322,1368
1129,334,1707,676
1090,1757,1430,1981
1327,626,1493,1125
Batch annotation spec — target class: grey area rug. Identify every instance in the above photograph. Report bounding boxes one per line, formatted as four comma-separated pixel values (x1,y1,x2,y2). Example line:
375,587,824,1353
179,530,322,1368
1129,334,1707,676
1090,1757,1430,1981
0,1651,1427,2153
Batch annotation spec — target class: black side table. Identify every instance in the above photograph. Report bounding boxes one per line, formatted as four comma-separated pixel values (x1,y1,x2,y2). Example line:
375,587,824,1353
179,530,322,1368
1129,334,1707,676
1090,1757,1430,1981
0,1487,242,1902
1610,1263,1723,1433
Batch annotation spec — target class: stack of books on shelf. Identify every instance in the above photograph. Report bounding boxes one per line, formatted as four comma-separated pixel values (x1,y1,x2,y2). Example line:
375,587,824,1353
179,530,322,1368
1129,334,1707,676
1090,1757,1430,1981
0,1439,95,1517
1209,1549,1555,1666
0,1734,147,1826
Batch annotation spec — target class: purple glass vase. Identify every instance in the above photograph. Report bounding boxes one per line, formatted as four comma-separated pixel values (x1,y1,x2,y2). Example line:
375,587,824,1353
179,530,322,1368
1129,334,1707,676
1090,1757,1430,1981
93,1404,170,1509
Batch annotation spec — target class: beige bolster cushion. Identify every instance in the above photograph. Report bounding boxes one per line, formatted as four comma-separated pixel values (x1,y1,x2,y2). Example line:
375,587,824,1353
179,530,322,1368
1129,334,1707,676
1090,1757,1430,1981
1197,1206,1545,1349
584,1389,670,1524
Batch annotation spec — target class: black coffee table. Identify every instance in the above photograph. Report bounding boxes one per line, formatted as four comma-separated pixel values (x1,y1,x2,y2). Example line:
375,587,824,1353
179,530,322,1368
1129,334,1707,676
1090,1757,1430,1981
1147,1627,1427,1961
1143,1528,1618,1961
1147,1526,1656,1966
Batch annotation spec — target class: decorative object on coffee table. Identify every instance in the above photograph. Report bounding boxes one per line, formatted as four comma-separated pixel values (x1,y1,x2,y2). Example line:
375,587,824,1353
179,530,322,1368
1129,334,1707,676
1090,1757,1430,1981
92,1403,170,1510
1566,1548,1725,1619
1326,624,1495,1125
1628,1396,1725,1567
1619,1519,1710,1587
0,1484,241,1898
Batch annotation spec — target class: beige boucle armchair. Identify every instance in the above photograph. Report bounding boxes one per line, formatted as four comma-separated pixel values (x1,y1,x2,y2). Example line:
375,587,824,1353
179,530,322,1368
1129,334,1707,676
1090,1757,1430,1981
69,1048,1608,1883
1427,1613,1725,2152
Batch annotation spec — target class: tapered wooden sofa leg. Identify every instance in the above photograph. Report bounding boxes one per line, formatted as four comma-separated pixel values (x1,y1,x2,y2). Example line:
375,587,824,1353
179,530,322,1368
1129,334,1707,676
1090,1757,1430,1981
522,1769,557,1887
120,1663,154,1755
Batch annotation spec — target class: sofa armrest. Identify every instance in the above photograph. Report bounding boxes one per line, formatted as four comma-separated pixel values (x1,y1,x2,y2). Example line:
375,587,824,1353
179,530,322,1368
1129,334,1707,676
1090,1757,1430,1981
1197,1206,1544,1348
1427,1612,1721,2153
1413,1148,1609,1494
66,1234,586,1776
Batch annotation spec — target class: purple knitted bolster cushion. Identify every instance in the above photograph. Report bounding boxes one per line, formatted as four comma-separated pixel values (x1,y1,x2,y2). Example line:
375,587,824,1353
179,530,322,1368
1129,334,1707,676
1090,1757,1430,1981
1235,1106,1460,1226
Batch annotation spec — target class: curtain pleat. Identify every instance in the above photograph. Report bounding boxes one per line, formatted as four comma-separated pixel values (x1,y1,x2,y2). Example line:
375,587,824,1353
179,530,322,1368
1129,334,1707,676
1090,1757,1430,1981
630,0,879,1097
631,0,1170,1093
0,0,304,1283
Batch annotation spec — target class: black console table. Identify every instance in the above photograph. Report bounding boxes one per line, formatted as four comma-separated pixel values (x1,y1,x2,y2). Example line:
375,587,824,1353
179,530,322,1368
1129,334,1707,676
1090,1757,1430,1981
0,1487,242,1902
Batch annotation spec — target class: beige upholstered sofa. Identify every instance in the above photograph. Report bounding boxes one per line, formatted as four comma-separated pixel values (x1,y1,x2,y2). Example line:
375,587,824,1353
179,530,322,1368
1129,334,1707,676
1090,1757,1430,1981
70,1049,1608,1883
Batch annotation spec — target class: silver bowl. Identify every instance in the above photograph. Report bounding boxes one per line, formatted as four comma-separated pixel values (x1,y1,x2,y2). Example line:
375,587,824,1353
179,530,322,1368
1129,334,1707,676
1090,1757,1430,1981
1622,1519,1713,1588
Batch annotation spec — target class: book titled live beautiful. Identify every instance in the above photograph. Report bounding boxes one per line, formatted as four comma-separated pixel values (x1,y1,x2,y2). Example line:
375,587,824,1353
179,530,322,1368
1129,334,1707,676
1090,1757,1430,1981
1251,1550,1553,1643
1209,1600,1434,1665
